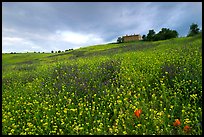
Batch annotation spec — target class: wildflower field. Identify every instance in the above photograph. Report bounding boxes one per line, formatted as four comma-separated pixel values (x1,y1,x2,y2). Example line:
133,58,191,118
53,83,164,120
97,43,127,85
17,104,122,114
2,34,202,135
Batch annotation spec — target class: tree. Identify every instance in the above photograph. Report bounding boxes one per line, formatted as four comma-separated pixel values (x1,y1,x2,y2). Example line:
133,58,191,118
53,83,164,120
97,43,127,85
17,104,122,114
171,30,179,38
58,50,61,53
146,30,156,41
154,28,178,41
117,37,123,43
187,23,200,37
142,35,147,41
51,50,54,53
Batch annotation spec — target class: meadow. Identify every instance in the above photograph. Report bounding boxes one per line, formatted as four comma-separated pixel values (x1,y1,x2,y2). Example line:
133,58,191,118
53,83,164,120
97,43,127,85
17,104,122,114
2,34,202,135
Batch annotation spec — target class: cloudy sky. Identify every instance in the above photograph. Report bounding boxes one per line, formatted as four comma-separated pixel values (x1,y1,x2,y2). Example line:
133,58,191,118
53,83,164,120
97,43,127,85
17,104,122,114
2,2,202,53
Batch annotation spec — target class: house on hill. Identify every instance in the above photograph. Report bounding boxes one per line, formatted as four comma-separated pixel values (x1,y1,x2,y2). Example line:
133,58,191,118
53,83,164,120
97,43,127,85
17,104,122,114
122,34,142,42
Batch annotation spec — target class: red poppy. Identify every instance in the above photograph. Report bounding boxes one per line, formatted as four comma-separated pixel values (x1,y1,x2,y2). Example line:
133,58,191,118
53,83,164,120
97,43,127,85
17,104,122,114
173,119,181,127
183,125,191,133
134,109,142,118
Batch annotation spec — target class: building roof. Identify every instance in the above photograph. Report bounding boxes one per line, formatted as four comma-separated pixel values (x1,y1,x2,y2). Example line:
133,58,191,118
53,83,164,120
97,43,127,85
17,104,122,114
123,34,141,37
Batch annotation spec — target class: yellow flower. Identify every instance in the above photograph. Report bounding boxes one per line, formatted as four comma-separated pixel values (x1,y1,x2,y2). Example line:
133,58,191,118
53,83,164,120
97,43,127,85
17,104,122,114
27,122,33,127
137,124,142,127
43,122,48,126
51,130,56,134
97,128,101,132
11,129,15,133
164,108,166,111
117,100,122,104
123,131,127,134
182,110,185,113
25,128,29,132
68,98,72,103
70,109,77,112
184,118,191,124
63,108,67,113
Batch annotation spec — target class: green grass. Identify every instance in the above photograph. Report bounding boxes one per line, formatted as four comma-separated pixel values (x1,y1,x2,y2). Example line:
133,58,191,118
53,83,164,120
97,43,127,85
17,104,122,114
2,34,202,135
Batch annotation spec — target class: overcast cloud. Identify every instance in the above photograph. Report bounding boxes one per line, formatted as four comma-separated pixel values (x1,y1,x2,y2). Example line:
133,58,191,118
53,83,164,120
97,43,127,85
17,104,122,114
2,2,202,53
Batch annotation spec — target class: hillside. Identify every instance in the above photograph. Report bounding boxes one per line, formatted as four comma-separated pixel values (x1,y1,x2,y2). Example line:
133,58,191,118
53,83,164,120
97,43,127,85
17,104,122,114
2,34,202,135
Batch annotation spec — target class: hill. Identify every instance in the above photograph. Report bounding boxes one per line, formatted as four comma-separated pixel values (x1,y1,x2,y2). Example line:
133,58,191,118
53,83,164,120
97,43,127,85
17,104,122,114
2,34,202,135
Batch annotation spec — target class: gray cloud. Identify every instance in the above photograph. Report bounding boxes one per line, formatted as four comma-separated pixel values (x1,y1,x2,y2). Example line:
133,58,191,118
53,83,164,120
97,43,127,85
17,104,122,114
2,2,202,53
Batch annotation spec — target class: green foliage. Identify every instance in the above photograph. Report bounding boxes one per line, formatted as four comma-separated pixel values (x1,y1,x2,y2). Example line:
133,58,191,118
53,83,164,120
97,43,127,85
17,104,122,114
117,37,124,43
142,35,147,41
146,28,178,41
2,35,202,135
146,29,156,41
187,23,200,37
154,28,178,41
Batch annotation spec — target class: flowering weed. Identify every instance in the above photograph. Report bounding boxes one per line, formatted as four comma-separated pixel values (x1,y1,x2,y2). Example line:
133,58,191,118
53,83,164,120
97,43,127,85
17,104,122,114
2,34,202,135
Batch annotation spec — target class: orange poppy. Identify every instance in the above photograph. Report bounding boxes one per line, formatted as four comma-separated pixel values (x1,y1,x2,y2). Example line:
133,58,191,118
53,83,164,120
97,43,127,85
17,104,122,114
134,109,142,118
183,125,191,133
173,119,181,127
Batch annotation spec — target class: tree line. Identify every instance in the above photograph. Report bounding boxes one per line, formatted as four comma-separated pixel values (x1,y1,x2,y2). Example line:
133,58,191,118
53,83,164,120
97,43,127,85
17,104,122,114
10,49,74,54
142,28,178,41
51,49,73,53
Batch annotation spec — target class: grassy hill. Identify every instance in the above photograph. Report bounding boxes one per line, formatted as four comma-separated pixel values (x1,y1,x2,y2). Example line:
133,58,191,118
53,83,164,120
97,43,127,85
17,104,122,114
2,34,202,135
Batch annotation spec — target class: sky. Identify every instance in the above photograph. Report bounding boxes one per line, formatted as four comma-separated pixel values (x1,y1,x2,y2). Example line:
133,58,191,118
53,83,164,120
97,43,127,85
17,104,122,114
2,2,202,53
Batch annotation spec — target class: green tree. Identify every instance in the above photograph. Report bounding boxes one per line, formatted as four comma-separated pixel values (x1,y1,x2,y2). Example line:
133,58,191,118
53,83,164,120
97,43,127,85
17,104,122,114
146,30,156,41
171,30,179,38
187,23,200,37
154,28,178,41
142,35,147,41
117,37,123,43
